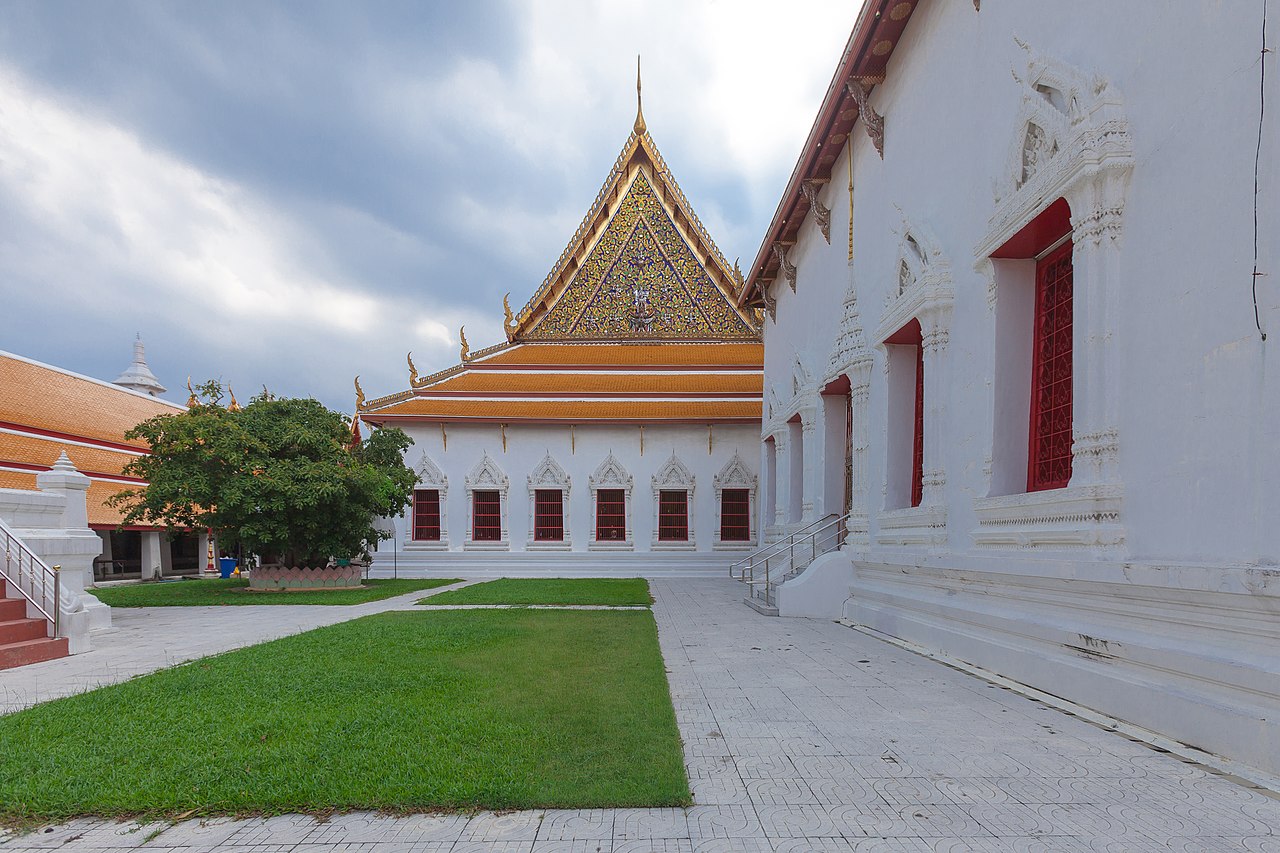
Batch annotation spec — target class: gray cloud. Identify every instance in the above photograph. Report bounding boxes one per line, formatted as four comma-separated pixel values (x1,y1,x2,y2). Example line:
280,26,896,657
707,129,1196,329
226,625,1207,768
0,0,859,413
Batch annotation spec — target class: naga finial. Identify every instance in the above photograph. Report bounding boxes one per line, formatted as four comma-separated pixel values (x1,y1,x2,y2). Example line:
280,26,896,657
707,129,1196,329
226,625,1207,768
634,54,646,135
459,326,472,363
503,293,517,341
354,376,366,412
227,386,241,412
732,257,745,289
407,352,419,386
186,377,198,408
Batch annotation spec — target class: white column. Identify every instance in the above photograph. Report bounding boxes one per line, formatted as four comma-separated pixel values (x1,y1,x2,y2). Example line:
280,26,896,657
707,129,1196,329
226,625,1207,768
772,430,791,528
141,531,163,581
845,355,873,551
799,408,819,523
919,306,951,507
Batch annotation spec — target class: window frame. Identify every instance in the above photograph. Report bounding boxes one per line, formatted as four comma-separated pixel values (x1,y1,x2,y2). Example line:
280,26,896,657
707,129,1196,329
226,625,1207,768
411,489,441,542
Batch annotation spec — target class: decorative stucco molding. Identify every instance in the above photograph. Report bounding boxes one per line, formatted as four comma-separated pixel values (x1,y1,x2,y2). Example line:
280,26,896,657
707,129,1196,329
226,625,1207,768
589,452,634,551
971,484,1124,550
714,451,758,549
405,453,449,551
875,504,948,549
976,37,1134,258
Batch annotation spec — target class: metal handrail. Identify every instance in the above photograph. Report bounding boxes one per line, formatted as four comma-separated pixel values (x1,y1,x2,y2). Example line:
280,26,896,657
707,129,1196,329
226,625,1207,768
729,513,835,577
0,515,60,637
730,512,848,608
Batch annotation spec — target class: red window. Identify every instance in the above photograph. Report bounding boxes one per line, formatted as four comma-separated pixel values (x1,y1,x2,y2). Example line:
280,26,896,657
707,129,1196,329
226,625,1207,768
595,489,626,541
1028,239,1074,491
658,490,689,541
533,489,564,541
412,489,441,541
911,337,924,507
721,489,751,541
472,490,501,541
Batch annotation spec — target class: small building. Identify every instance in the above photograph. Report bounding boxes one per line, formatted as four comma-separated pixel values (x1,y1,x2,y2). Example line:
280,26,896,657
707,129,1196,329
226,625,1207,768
359,90,765,576
736,1,1279,781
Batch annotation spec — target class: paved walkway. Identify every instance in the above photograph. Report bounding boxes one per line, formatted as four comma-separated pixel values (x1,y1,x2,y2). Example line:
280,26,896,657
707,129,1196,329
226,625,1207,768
2,578,1277,851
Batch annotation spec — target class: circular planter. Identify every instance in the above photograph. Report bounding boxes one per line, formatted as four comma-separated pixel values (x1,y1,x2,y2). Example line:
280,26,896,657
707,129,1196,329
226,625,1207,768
247,563,365,591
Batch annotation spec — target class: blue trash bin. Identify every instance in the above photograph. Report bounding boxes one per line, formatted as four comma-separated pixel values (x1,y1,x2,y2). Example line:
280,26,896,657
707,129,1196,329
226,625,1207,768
218,557,237,579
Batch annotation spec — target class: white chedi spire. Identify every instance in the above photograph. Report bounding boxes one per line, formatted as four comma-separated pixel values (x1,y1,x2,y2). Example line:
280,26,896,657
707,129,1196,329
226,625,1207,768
112,334,166,396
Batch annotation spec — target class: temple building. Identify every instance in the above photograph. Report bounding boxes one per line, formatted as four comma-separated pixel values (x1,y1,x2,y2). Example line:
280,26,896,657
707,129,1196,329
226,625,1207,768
0,344,206,584
734,1,1278,783
358,81,764,576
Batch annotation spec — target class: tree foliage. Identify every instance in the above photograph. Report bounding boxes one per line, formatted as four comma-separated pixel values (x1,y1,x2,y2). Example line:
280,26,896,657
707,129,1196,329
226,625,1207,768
109,382,417,567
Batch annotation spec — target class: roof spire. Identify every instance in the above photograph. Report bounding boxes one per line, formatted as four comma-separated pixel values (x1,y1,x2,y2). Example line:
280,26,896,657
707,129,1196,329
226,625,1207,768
112,333,167,396
634,54,646,135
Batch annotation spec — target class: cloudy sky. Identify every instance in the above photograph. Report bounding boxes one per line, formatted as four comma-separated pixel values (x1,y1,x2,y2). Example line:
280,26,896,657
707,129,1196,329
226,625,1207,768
1,1,858,413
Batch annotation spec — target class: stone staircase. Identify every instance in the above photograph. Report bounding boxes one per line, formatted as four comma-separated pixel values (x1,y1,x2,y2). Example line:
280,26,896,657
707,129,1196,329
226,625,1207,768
0,579,68,670
729,513,848,616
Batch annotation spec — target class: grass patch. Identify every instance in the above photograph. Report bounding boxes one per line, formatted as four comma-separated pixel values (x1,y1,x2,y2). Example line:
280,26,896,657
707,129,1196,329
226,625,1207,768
423,577,652,607
91,577,461,607
0,609,688,820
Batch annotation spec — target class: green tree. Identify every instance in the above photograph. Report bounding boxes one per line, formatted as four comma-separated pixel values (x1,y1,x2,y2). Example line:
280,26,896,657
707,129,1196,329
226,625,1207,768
109,382,417,567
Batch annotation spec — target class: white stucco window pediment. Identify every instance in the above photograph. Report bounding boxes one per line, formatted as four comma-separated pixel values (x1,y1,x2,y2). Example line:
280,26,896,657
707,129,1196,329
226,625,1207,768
464,452,510,551
589,452,634,551
526,452,571,551
714,450,758,550
651,452,696,551
406,452,449,551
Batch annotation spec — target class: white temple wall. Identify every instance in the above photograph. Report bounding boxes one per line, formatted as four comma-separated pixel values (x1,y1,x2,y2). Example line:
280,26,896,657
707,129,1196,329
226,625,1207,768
767,1,1279,781
373,421,760,575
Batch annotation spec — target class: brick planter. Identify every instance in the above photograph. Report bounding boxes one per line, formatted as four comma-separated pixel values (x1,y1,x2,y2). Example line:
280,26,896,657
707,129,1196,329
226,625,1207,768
248,563,365,591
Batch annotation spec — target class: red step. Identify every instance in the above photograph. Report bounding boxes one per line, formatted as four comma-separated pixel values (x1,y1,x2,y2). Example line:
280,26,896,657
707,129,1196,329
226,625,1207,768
0,579,68,669
0,597,26,621
0,636,68,670
0,617,47,645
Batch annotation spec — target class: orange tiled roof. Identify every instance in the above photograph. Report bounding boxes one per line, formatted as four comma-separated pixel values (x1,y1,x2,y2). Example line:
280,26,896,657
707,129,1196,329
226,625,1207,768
0,351,182,528
0,353,182,447
415,370,762,396
365,398,761,423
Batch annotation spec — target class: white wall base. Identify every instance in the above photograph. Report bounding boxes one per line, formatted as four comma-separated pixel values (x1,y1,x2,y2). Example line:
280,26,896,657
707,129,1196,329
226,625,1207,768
845,557,1280,782
370,549,732,578
776,550,854,619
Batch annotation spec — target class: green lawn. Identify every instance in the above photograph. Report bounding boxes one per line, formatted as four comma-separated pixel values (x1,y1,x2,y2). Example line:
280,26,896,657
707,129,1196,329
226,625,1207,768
423,577,652,607
91,577,461,607
0,609,687,820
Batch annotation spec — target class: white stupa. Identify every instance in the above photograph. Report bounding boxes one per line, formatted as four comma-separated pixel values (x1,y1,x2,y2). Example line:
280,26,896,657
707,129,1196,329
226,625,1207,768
112,334,166,397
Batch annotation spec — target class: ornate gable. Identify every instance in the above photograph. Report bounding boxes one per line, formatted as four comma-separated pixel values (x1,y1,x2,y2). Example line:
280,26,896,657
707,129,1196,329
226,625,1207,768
714,451,756,491
590,452,633,491
512,125,759,342
528,452,571,488
652,452,695,490
465,453,509,492
416,453,447,489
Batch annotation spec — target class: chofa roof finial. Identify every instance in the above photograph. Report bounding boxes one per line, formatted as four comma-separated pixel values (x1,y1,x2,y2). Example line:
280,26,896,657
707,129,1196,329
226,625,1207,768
634,54,646,135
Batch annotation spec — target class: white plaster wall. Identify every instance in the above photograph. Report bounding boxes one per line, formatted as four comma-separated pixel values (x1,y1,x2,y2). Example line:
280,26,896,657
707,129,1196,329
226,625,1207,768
373,421,760,572
769,0,1280,781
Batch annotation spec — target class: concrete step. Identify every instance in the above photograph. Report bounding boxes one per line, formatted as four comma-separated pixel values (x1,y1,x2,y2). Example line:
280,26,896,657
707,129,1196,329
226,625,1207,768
0,636,68,671
0,617,47,645
744,596,779,617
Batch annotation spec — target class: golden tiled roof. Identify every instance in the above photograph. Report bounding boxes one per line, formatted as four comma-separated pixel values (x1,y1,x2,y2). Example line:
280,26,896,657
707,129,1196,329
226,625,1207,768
474,342,764,367
0,352,182,528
